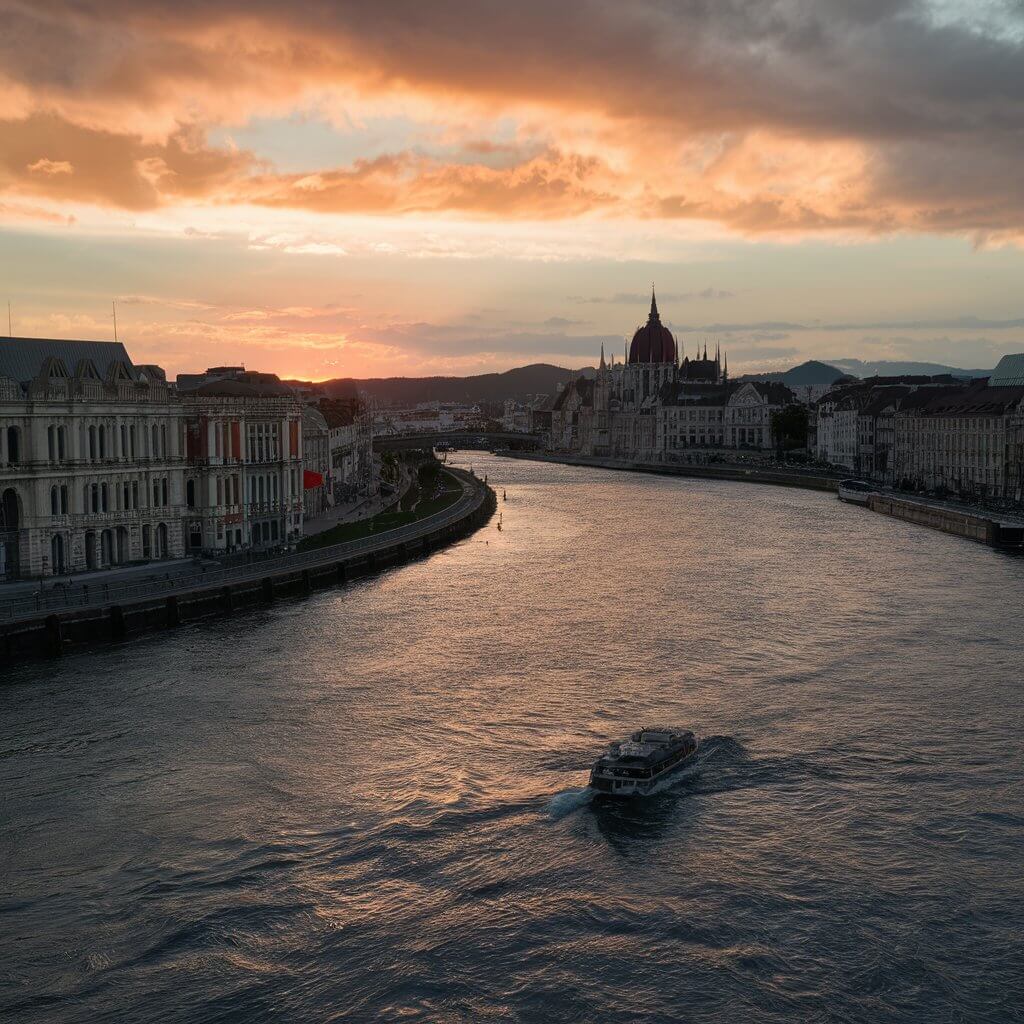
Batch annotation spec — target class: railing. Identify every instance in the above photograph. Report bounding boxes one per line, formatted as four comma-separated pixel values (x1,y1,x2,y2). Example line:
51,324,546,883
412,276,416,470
0,469,487,624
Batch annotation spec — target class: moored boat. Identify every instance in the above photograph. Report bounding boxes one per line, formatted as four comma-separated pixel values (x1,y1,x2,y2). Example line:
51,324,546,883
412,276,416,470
837,479,878,506
589,727,698,797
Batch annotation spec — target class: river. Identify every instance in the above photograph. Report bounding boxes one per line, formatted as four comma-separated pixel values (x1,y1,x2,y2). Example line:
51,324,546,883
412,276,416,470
2,453,1023,1023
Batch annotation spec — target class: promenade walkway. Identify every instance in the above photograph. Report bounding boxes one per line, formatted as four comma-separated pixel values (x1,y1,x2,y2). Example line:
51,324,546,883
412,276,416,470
0,469,489,627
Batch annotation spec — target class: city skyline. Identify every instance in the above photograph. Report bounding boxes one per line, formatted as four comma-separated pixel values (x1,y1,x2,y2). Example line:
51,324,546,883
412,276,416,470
3,2,1024,378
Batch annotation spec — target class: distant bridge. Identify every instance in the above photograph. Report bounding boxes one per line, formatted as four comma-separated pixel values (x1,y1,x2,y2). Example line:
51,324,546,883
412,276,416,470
373,431,544,452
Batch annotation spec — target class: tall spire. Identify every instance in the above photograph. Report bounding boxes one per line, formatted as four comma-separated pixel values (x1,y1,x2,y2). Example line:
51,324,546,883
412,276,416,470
649,284,660,322
599,342,606,370
723,351,728,381
703,341,708,360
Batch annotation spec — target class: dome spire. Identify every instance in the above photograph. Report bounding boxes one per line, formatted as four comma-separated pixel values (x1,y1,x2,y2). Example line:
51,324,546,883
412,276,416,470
649,284,660,322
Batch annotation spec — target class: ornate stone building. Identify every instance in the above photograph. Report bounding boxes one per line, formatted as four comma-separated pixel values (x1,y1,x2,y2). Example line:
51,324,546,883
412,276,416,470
0,338,187,580
177,371,305,552
549,291,794,461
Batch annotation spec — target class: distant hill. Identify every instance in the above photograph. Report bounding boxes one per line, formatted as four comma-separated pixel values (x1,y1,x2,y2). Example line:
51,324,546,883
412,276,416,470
738,360,848,387
290,363,579,407
827,358,991,379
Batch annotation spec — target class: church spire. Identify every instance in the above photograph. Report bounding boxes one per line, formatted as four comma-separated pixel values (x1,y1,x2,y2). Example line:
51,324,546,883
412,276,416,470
599,342,606,370
649,285,660,322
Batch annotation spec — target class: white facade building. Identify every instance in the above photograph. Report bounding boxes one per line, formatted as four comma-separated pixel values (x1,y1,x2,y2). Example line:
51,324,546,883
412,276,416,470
0,338,187,580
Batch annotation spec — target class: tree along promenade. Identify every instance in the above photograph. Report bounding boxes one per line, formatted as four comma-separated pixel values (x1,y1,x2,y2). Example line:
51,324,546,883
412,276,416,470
1,468,496,662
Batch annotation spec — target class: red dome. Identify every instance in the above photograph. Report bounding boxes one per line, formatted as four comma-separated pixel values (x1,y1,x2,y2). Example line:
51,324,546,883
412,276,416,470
629,321,676,364
628,290,676,364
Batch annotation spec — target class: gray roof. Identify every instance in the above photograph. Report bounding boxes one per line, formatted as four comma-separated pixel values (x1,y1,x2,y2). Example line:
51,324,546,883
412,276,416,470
989,353,1024,387
0,337,137,385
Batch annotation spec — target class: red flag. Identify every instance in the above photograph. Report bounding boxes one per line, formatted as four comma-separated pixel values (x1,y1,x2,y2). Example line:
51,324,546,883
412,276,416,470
303,470,324,489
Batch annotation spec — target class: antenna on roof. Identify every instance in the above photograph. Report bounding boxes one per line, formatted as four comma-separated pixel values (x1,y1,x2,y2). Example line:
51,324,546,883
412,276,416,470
112,300,118,343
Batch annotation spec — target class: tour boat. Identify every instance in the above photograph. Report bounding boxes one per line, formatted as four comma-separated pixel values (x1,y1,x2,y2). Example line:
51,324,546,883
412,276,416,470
837,479,878,507
589,727,698,797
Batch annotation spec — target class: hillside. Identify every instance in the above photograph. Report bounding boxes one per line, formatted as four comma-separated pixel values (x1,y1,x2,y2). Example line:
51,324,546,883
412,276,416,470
738,359,848,387
290,363,579,406
826,358,991,379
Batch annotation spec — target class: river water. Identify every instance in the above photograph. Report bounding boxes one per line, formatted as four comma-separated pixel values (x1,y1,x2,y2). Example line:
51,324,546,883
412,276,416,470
2,454,1023,1023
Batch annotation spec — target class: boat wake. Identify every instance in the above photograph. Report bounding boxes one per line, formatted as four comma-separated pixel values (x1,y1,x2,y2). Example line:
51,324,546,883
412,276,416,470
546,787,594,820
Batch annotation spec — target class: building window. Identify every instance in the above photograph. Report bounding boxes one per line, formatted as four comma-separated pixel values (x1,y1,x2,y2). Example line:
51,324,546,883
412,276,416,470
5,425,21,464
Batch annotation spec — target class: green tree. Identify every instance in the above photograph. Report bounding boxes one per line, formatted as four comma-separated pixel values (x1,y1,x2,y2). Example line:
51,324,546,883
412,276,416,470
771,405,809,452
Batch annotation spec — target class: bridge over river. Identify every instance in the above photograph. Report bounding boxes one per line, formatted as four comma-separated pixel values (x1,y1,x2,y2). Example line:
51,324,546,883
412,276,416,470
373,431,543,452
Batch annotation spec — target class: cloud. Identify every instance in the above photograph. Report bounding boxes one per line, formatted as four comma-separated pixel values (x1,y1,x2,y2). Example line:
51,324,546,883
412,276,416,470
27,157,73,175
676,316,1024,333
571,289,735,304
0,113,256,210
542,316,587,327
3,2,1024,234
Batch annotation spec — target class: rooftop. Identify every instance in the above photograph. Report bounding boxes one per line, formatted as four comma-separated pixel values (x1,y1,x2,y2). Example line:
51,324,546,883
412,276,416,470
0,337,139,385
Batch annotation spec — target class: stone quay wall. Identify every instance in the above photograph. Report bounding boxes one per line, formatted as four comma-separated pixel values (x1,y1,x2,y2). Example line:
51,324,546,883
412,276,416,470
501,451,841,493
2,469,496,664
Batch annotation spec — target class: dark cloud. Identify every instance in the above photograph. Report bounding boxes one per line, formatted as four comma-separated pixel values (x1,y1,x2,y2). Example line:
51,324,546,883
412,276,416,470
3,2,1024,231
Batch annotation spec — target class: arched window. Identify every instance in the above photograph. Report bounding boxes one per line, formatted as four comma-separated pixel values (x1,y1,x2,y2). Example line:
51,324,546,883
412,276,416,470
48,425,56,462
98,425,106,460
142,524,152,559
1,487,20,530
6,425,21,464
120,424,128,457
58,426,66,461
161,479,168,507
91,483,100,514
152,424,160,458
187,479,196,508
156,522,168,559
129,424,136,459
50,486,59,516
161,424,167,457
101,482,108,512
153,480,160,507
132,480,139,509
60,485,68,514
88,425,97,461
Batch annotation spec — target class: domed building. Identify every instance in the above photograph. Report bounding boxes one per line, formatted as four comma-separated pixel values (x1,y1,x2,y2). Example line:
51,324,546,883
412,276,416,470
552,289,733,459
628,291,677,364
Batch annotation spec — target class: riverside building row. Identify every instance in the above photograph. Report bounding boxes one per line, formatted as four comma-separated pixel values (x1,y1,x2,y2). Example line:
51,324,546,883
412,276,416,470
812,355,1024,503
0,340,375,580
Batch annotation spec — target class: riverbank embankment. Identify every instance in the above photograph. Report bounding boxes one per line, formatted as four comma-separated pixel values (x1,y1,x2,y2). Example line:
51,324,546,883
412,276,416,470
499,450,840,492
865,492,1024,548
503,450,1024,550
1,468,496,664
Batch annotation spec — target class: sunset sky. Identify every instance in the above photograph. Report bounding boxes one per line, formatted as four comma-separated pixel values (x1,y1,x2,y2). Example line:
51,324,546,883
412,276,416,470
2,1,1024,379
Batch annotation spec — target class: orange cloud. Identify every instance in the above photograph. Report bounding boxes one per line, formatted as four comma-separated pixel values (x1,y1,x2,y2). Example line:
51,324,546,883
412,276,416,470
2,2,1024,237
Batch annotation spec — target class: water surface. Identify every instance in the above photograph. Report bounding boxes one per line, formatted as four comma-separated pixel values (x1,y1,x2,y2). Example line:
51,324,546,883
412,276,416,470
3,455,1023,1022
